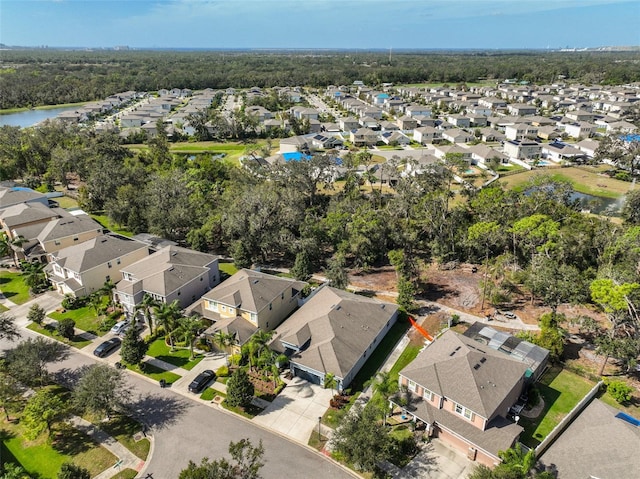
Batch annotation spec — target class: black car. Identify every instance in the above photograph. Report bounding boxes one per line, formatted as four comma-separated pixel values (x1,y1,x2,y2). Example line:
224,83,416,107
188,369,216,393
93,337,122,358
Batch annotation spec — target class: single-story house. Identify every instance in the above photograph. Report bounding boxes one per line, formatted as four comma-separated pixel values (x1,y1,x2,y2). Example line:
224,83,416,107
270,286,399,390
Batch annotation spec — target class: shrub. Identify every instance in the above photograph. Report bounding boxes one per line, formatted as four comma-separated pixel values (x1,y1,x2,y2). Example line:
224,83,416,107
58,462,90,479
605,379,634,404
57,318,76,340
61,295,88,310
99,317,118,332
225,368,254,408
216,365,230,377
27,304,46,325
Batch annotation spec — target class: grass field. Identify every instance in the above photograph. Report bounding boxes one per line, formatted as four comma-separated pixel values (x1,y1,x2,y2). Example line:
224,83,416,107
91,214,135,237
90,414,150,460
48,298,109,336
498,167,632,199
1,386,116,479
0,271,31,304
219,262,239,277
146,337,203,371
519,366,594,448
27,323,93,349
129,362,182,385
126,141,270,166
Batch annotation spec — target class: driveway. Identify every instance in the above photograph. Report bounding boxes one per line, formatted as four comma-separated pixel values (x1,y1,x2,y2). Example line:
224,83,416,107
253,376,333,443
390,439,475,479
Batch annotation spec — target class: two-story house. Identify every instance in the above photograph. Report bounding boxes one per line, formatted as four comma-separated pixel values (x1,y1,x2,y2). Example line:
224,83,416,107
115,245,220,318
47,234,149,297
396,329,527,466
189,269,307,353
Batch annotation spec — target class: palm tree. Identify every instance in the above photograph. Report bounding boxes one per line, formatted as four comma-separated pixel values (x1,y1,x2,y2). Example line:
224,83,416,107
247,330,273,372
213,330,235,365
100,279,116,308
153,299,182,347
0,234,24,268
22,261,46,292
135,294,159,336
368,371,399,425
175,315,204,360
324,373,338,395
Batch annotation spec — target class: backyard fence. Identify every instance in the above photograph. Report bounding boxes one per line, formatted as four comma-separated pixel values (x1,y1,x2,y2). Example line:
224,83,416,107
535,380,603,457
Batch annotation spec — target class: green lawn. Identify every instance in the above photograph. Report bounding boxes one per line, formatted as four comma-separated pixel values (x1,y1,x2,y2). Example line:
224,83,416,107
146,337,203,371
519,367,594,448
90,214,135,237
111,469,138,479
27,323,93,349
0,271,31,304
0,303,8,312
91,414,150,461
129,362,181,385
219,262,239,277
52,194,80,210
222,401,262,419
48,300,109,336
201,388,226,401
1,386,116,478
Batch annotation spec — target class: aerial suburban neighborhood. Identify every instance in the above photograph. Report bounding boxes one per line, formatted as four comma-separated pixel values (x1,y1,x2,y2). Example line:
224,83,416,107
1,65,639,479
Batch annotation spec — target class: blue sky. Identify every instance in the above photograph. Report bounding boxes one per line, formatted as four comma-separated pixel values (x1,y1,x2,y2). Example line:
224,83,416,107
2,0,639,49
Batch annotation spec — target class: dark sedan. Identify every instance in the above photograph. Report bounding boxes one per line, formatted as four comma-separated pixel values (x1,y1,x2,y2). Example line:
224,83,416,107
93,337,122,358
188,370,216,393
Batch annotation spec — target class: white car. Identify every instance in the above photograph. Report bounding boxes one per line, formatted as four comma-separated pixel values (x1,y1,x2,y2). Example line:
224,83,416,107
110,320,130,335
503,311,517,320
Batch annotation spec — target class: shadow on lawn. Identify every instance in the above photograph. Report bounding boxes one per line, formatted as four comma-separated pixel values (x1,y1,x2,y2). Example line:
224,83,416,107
51,423,95,456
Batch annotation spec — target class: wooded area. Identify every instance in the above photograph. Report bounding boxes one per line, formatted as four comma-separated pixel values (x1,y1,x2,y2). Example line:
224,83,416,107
1,49,640,109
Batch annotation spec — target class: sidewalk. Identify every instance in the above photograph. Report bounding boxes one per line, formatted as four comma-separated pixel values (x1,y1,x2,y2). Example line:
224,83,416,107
67,416,146,479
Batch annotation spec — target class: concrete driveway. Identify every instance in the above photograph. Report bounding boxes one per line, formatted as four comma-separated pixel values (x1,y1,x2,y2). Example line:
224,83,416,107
389,439,475,479
252,376,333,443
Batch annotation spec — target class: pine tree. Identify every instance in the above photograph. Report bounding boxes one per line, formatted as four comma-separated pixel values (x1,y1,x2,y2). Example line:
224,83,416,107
226,368,254,408
120,325,148,367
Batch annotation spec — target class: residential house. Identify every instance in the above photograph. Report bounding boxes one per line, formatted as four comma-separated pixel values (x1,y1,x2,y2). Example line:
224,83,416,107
396,116,418,131
413,126,443,145
339,117,361,132
541,142,585,163
576,138,600,158
564,122,595,139
565,109,595,123
442,129,474,144
270,286,398,390
540,399,640,479
468,115,488,127
0,202,63,239
350,128,379,147
379,121,400,132
505,123,539,141
467,145,509,166
405,105,432,118
396,327,544,466
536,126,562,141
503,140,541,160
0,187,49,210
115,245,220,318
359,116,380,130
477,128,506,143
446,115,471,128
381,131,411,146
191,269,306,352
47,234,149,297
434,145,473,161
506,104,537,116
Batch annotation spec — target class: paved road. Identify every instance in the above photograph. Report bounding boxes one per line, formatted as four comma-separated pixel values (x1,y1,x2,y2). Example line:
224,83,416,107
0,325,355,479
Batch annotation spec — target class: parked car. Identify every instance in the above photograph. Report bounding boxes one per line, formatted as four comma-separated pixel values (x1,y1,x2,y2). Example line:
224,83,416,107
93,337,122,358
188,370,216,393
110,320,130,335
503,311,517,319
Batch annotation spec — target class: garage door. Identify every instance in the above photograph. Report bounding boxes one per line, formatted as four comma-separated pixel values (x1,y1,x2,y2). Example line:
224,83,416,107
292,367,321,385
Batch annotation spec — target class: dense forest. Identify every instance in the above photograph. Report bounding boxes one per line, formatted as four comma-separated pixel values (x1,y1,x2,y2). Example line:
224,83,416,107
1,121,639,376
1,49,640,109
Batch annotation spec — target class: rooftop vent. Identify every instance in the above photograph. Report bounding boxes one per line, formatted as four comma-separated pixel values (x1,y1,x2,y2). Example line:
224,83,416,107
480,357,487,363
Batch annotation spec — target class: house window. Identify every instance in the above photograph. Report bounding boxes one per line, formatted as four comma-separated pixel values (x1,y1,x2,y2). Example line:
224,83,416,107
423,388,434,401
269,303,272,311
105,275,110,282
200,277,203,281
177,291,181,296
455,403,474,421
266,322,269,329
73,237,79,242
107,262,112,268
210,301,218,312
116,258,121,265
250,313,257,323
221,305,226,312
408,380,417,393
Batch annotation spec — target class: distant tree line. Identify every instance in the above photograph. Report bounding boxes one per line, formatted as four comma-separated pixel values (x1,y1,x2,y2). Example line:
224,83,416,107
1,50,640,109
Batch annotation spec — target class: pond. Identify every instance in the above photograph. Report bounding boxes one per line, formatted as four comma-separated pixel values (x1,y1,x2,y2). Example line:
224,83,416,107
0,106,79,128
570,191,625,216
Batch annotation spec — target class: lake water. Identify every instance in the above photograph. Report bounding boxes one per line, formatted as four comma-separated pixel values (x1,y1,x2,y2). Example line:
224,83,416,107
570,191,625,216
0,106,79,128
